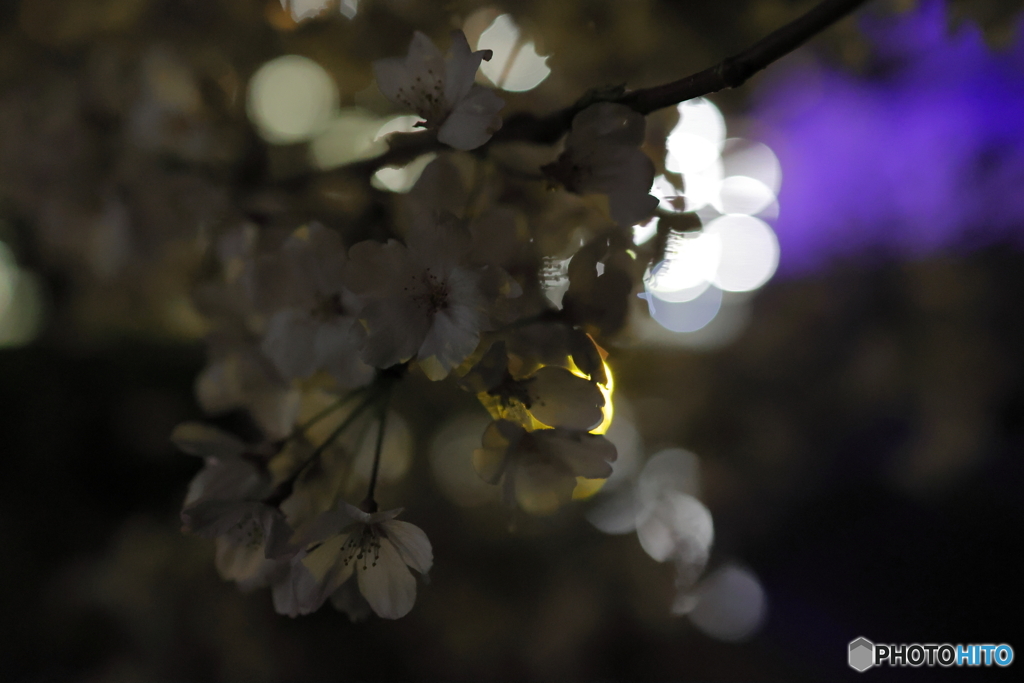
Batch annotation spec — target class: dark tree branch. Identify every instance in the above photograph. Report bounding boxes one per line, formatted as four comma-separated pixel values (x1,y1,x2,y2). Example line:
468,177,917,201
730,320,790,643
493,0,872,147
618,0,872,114
294,0,872,183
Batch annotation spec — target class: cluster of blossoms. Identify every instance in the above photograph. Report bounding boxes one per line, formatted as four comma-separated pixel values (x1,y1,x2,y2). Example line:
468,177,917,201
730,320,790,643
178,29,701,621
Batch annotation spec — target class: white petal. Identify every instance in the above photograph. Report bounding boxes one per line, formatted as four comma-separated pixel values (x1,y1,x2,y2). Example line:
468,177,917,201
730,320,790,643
364,506,404,524
345,238,410,296
298,223,348,295
417,305,484,381
181,500,246,537
291,508,351,548
380,519,433,574
374,32,446,120
303,533,357,596
262,507,295,559
183,458,265,507
373,57,418,109
437,85,503,151
416,266,487,380
406,211,472,271
329,580,373,622
314,317,374,388
374,33,442,101
171,422,246,459
272,557,325,617
262,309,319,379
406,155,470,216
248,252,312,313
538,429,616,479
443,30,489,107
215,537,283,591
360,297,430,369
407,31,445,68
331,503,402,527
525,366,605,430
569,102,645,148
357,537,417,619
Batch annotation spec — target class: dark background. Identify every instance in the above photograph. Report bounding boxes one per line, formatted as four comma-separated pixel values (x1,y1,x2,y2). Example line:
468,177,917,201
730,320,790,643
2,0,1023,680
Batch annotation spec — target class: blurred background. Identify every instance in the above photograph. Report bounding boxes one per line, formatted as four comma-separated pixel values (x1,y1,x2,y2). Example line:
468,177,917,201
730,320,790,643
2,0,1023,680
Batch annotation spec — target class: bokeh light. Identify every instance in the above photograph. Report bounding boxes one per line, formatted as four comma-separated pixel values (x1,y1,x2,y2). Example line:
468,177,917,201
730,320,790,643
705,215,780,292
310,108,389,169
651,174,686,214
721,138,782,195
714,176,777,216
281,0,335,22
666,98,726,175
639,99,782,338
684,564,767,642
587,443,711,553
632,216,658,246
638,448,701,502
645,231,720,300
371,116,435,192
642,283,723,333
372,153,437,193
477,14,551,92
350,410,413,486
429,412,501,507
247,55,338,144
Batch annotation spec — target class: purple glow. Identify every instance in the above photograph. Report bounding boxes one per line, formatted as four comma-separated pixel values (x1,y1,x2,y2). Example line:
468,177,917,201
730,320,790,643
753,1,1024,275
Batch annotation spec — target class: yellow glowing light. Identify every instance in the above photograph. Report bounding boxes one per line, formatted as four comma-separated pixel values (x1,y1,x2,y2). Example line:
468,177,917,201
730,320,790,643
572,477,607,500
572,356,614,500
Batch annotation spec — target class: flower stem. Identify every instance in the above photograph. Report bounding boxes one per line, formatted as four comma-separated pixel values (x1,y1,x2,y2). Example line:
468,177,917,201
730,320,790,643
286,386,367,443
362,383,393,513
263,391,378,507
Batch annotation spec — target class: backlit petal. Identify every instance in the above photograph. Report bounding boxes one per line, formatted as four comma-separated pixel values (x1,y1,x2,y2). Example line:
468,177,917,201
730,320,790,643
437,85,504,150
380,519,433,574
357,537,417,619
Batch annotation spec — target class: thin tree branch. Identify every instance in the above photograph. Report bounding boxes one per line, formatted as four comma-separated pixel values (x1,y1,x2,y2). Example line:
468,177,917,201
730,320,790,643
296,0,872,182
618,0,872,114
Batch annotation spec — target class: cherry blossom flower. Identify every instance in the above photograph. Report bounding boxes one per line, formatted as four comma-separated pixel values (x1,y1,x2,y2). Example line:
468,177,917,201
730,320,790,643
465,341,607,431
298,503,433,620
543,102,659,227
347,211,519,380
248,223,374,389
174,423,295,589
194,333,301,442
373,31,504,150
473,419,617,513
271,549,322,617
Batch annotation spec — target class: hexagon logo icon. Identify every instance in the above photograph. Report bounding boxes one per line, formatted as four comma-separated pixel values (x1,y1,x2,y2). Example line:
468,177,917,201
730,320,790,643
849,637,875,672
